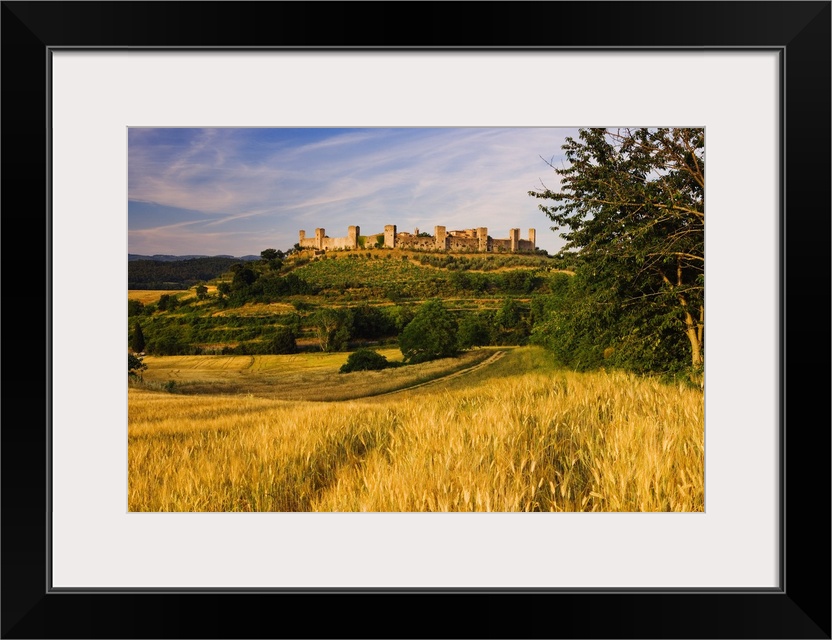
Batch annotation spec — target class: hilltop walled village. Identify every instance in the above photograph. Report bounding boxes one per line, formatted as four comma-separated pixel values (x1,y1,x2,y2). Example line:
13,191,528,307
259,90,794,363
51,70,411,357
299,225,537,253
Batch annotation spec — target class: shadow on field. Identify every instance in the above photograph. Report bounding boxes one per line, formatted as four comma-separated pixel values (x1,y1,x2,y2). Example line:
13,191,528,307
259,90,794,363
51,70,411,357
270,414,395,511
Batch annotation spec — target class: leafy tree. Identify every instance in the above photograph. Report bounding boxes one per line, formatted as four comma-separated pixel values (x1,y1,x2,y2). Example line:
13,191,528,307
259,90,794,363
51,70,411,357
351,304,396,339
195,284,208,300
131,322,146,353
399,299,459,364
231,266,258,290
457,312,493,349
128,299,146,316
530,265,691,376
495,298,522,330
264,326,297,354
260,248,284,271
312,307,352,352
529,127,704,379
156,293,177,312
384,305,416,333
259,273,315,298
339,348,390,373
217,282,231,299
128,353,147,378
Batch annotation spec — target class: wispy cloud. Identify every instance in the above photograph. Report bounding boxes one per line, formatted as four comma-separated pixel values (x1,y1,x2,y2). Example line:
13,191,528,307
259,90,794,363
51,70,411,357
128,127,575,255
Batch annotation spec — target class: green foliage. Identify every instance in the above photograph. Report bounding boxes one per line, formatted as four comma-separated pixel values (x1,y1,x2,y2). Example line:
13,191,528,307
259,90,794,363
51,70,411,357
530,263,690,377
131,322,146,353
195,284,208,300
128,257,241,289
260,248,281,261
128,353,147,378
231,266,258,290
156,294,178,312
384,305,416,333
289,255,550,301
128,299,147,316
312,307,353,352
495,298,522,329
292,257,450,297
351,304,396,339
492,299,530,345
339,348,390,373
231,327,297,355
457,312,493,349
498,270,541,294
399,299,459,364
264,326,297,354
529,127,704,377
417,253,553,272
146,334,189,356
257,273,316,298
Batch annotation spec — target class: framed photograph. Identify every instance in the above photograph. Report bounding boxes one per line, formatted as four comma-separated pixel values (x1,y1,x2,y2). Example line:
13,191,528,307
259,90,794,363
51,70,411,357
3,1,829,638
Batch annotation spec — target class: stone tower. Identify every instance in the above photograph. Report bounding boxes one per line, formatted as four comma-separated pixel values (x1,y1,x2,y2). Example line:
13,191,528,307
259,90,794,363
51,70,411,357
315,228,326,250
509,228,520,252
477,227,488,252
348,225,360,249
434,225,447,250
529,228,536,248
384,224,397,249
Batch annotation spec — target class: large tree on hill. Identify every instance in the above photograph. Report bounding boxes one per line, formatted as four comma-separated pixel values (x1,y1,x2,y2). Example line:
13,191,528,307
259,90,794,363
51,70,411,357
529,127,704,378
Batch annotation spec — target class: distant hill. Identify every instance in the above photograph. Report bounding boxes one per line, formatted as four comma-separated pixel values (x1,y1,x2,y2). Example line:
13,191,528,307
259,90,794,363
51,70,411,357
129,254,259,262
128,256,256,290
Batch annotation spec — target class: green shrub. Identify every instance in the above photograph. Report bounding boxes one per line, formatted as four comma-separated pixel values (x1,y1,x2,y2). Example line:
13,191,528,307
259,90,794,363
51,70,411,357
128,299,146,316
339,348,390,373
264,326,297,354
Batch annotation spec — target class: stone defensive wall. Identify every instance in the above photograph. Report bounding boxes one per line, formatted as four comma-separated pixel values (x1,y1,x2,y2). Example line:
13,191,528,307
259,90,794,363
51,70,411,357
299,225,536,253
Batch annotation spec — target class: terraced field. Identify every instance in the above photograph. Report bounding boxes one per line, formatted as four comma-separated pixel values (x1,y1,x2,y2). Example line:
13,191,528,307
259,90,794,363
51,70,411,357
292,255,451,293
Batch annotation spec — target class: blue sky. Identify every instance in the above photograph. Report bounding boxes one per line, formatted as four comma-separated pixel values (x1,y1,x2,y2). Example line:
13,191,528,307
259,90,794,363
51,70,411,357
128,128,576,256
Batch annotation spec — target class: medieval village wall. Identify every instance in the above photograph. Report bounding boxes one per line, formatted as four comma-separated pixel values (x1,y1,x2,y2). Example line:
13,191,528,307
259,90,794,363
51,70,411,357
299,224,537,253
396,234,437,251
299,226,363,251
447,236,479,252
491,238,512,252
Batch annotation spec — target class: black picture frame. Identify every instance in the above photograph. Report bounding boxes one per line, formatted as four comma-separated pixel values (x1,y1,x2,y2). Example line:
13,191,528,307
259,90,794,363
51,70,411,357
2,2,829,638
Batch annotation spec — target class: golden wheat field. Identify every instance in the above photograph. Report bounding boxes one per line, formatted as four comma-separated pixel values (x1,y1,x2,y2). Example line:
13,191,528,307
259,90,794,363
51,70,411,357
128,346,704,512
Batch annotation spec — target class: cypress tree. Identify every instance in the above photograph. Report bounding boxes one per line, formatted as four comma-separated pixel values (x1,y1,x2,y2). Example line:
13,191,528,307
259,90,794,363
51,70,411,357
131,322,146,353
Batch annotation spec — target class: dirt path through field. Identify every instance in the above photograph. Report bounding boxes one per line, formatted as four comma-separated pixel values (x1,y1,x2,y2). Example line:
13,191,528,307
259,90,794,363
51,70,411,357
364,349,507,399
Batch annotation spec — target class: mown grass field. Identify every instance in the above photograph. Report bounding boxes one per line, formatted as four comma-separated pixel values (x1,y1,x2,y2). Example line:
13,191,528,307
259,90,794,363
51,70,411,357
129,346,704,512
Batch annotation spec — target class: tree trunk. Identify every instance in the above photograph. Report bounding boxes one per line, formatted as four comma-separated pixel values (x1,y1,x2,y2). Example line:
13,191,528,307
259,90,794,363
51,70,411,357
678,296,704,386
683,310,703,367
